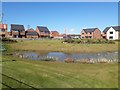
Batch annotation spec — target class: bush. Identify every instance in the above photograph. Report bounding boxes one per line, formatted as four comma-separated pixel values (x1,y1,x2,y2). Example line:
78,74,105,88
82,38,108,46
64,58,74,63
108,40,115,44
99,39,108,44
74,39,81,44
1,38,17,43
41,57,57,62
62,38,115,44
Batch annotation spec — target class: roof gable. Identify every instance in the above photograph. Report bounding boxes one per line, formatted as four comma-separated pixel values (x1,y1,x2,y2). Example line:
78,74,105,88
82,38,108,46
11,24,25,31
103,26,120,33
112,26,120,31
26,28,38,35
83,28,98,33
37,26,50,32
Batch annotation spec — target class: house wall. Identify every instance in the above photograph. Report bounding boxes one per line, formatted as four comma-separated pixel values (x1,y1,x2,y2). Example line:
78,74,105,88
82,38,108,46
0,24,8,37
119,31,120,39
36,27,50,37
81,30,93,39
106,27,118,40
36,27,40,36
101,33,106,39
93,29,101,39
50,32,59,37
26,35,38,38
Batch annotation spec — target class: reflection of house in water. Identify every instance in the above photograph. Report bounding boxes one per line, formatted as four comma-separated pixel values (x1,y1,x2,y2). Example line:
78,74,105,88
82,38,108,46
10,24,25,38
0,24,8,37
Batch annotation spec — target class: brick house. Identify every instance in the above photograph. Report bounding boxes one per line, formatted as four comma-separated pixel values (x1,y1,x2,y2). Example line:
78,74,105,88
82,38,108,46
81,28,101,39
36,26,50,38
50,31,59,38
102,26,120,40
10,24,25,38
25,28,38,38
0,24,8,37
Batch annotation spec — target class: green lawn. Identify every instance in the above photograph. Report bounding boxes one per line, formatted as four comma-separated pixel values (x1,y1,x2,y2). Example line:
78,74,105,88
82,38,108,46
2,55,118,88
5,39,118,53
1,40,119,88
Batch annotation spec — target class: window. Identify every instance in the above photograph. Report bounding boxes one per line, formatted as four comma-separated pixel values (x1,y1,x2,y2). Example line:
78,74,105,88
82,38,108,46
1,29,5,32
103,36,106,39
109,36,113,39
13,30,18,32
110,31,113,34
90,32,92,34
82,33,84,34
45,31,48,33
89,36,92,38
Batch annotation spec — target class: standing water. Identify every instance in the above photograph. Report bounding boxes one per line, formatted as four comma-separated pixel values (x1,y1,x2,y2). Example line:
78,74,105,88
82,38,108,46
15,51,118,62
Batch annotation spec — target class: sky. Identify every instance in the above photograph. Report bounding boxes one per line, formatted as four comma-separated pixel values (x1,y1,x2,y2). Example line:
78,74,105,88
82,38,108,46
2,2,118,34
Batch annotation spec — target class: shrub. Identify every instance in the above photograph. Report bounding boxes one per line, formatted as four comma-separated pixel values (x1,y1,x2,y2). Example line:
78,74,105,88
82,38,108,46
64,58,74,63
99,39,108,44
67,39,74,43
74,39,81,44
41,58,57,62
2,38,17,43
108,40,115,44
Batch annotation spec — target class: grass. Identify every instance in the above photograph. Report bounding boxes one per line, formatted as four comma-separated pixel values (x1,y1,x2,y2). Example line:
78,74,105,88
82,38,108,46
2,55,118,88
5,39,118,53
1,39,119,88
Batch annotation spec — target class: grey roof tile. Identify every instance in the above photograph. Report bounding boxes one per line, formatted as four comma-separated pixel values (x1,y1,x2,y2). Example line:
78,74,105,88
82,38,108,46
11,24,25,31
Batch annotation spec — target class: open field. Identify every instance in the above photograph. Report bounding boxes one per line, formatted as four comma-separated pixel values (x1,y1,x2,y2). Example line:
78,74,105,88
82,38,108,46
2,55,118,88
4,39,118,53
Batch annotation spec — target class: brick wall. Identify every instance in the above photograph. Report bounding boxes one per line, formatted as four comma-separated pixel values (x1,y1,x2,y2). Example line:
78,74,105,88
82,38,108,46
93,29,101,39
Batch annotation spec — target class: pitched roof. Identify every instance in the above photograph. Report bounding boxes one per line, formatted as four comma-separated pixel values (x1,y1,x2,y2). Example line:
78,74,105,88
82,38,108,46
11,24,25,31
83,28,98,33
26,28,38,36
37,26,50,32
103,26,120,33
112,26,120,31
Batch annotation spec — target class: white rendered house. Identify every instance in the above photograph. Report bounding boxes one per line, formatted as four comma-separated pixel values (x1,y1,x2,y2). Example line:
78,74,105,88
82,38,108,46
103,26,120,40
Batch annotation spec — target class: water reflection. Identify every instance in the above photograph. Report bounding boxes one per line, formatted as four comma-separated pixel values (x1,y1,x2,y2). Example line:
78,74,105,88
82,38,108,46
15,51,118,62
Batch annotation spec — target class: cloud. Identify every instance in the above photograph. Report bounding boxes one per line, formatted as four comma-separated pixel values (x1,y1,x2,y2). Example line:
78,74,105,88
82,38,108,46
70,28,75,32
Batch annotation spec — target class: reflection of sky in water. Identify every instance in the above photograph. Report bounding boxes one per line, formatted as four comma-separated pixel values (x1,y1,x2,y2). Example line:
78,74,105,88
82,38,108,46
19,51,118,62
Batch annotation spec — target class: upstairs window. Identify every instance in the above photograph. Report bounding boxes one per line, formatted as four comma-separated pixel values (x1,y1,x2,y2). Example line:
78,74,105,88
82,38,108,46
1,29,5,32
90,32,92,34
110,31,113,34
